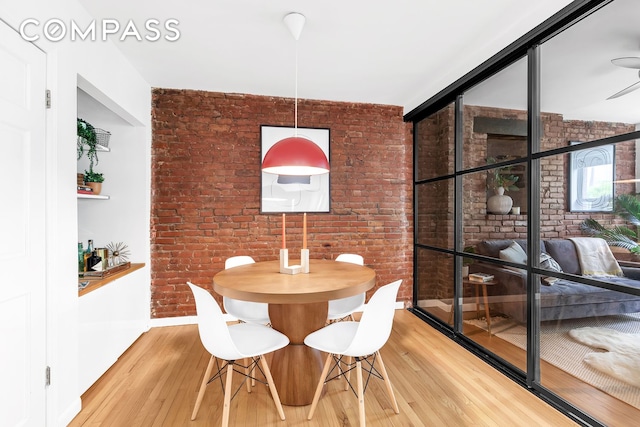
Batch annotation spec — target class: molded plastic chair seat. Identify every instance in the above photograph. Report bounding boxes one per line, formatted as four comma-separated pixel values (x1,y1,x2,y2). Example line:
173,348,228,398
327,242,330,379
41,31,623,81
327,254,365,322
187,282,288,427
305,279,403,427
222,256,271,325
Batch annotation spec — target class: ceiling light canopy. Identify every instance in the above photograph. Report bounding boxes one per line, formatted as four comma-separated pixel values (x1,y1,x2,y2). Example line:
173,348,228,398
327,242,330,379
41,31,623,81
261,12,330,177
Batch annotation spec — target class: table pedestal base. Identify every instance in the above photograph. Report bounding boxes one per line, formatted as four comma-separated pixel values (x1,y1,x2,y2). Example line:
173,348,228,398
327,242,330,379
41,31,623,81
269,302,327,406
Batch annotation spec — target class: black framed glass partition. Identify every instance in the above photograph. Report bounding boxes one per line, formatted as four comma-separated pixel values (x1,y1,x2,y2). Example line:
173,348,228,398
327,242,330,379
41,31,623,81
409,1,640,425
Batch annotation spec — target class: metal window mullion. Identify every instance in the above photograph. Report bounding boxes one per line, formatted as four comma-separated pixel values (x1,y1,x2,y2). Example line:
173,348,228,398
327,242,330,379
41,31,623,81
527,44,541,386
454,95,464,332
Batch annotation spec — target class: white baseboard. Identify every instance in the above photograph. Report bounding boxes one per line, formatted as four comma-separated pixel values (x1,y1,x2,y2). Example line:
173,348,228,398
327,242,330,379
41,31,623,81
57,397,81,427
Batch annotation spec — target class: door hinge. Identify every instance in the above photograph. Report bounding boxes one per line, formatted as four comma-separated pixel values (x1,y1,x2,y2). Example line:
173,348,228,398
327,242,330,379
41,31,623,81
45,366,51,386
45,89,51,109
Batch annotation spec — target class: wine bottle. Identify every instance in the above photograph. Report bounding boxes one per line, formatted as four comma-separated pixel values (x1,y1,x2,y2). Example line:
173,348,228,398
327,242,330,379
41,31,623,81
84,239,94,272
87,250,102,271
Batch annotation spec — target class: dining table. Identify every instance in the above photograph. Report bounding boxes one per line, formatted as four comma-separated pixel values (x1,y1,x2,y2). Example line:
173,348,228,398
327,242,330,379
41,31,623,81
213,258,376,406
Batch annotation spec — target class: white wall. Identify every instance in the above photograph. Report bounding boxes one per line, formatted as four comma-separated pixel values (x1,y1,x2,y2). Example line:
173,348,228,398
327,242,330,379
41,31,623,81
0,1,151,425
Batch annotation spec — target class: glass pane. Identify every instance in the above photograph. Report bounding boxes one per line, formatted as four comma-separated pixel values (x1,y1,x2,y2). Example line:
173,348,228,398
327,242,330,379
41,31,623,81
461,165,529,370
415,179,454,249
540,140,639,242
463,56,528,170
462,255,527,372
537,127,640,424
486,161,527,215
540,0,640,153
462,166,528,221
415,247,454,325
538,280,640,426
415,102,455,181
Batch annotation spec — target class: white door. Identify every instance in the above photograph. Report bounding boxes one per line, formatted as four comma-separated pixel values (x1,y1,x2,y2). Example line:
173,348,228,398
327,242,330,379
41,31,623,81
0,20,47,426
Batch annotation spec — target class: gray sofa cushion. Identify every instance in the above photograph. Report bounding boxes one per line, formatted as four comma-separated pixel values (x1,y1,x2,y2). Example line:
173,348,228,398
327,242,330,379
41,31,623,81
476,239,546,258
544,239,582,275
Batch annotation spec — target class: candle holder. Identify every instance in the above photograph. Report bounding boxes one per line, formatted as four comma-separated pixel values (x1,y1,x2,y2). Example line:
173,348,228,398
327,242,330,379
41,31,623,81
279,248,310,275
280,248,302,275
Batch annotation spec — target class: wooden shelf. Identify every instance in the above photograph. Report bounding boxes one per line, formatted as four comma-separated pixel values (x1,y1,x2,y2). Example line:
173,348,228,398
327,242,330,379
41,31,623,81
78,262,145,296
77,193,109,200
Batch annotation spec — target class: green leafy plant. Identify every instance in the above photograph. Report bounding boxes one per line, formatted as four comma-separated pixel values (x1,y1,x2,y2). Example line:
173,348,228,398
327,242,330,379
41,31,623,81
83,170,104,183
463,245,476,266
77,118,100,173
580,194,640,254
487,157,519,192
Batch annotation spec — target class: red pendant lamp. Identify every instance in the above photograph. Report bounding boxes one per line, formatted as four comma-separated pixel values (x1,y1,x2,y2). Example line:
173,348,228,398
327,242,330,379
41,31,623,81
262,136,329,175
262,12,330,177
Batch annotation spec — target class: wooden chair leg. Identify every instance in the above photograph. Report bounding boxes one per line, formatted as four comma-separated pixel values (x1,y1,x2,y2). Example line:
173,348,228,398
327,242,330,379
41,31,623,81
251,357,257,387
222,363,234,427
244,358,252,393
260,356,286,420
356,359,366,427
344,356,352,390
191,354,216,420
308,353,333,420
376,351,399,413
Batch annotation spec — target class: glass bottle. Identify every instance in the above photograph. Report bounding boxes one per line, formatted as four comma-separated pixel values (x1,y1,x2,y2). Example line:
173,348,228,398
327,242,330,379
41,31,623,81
83,239,94,272
87,250,102,271
78,242,84,273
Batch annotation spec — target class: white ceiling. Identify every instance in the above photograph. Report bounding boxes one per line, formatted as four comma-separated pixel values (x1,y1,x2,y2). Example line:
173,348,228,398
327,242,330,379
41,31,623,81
79,0,640,124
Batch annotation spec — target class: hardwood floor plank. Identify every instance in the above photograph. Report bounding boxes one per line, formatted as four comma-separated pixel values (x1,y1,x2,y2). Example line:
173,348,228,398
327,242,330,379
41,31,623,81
69,310,597,426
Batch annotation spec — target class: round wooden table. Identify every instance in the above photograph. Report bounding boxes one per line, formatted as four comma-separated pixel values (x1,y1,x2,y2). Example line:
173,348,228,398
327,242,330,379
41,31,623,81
213,259,376,406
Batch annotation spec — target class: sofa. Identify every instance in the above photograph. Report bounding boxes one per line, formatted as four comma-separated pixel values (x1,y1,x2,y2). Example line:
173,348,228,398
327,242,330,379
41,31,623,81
469,238,640,323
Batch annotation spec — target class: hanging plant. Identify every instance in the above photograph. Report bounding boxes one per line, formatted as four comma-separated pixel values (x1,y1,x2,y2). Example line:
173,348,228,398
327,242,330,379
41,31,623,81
77,118,99,173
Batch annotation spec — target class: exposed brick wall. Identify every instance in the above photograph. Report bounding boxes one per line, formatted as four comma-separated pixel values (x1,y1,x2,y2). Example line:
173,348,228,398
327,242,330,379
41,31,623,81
151,89,413,318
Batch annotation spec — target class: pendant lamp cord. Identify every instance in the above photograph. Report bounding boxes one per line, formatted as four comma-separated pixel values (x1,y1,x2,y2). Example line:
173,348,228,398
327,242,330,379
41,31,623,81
294,37,299,136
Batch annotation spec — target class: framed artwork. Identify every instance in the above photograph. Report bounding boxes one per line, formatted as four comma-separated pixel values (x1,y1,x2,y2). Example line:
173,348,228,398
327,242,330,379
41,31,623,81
568,141,615,212
260,125,330,213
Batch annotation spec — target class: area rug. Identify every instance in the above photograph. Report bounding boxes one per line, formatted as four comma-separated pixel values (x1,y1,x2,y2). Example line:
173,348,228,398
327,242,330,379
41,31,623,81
465,313,640,409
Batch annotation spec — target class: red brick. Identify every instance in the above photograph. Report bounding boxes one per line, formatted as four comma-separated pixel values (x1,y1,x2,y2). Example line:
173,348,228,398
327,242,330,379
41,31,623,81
151,89,414,318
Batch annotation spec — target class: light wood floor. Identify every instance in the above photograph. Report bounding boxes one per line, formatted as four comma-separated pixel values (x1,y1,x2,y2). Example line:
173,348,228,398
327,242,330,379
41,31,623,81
69,310,584,427
424,306,640,427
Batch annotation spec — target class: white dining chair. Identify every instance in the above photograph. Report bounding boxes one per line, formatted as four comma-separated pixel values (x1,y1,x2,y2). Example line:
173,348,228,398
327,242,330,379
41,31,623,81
187,282,288,427
223,256,271,325
305,279,402,427
327,253,366,322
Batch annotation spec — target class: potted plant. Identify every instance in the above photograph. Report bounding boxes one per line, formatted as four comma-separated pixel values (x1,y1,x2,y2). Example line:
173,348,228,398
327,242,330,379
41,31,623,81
77,118,105,194
486,157,520,193
84,170,104,195
486,157,519,214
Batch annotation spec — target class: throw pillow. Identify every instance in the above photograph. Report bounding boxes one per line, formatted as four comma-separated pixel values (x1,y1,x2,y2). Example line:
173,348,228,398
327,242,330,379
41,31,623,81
540,251,563,272
540,252,562,285
499,241,527,272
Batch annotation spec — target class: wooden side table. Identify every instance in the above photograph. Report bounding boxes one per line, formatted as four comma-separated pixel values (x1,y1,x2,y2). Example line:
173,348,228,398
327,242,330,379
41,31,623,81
464,278,499,334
